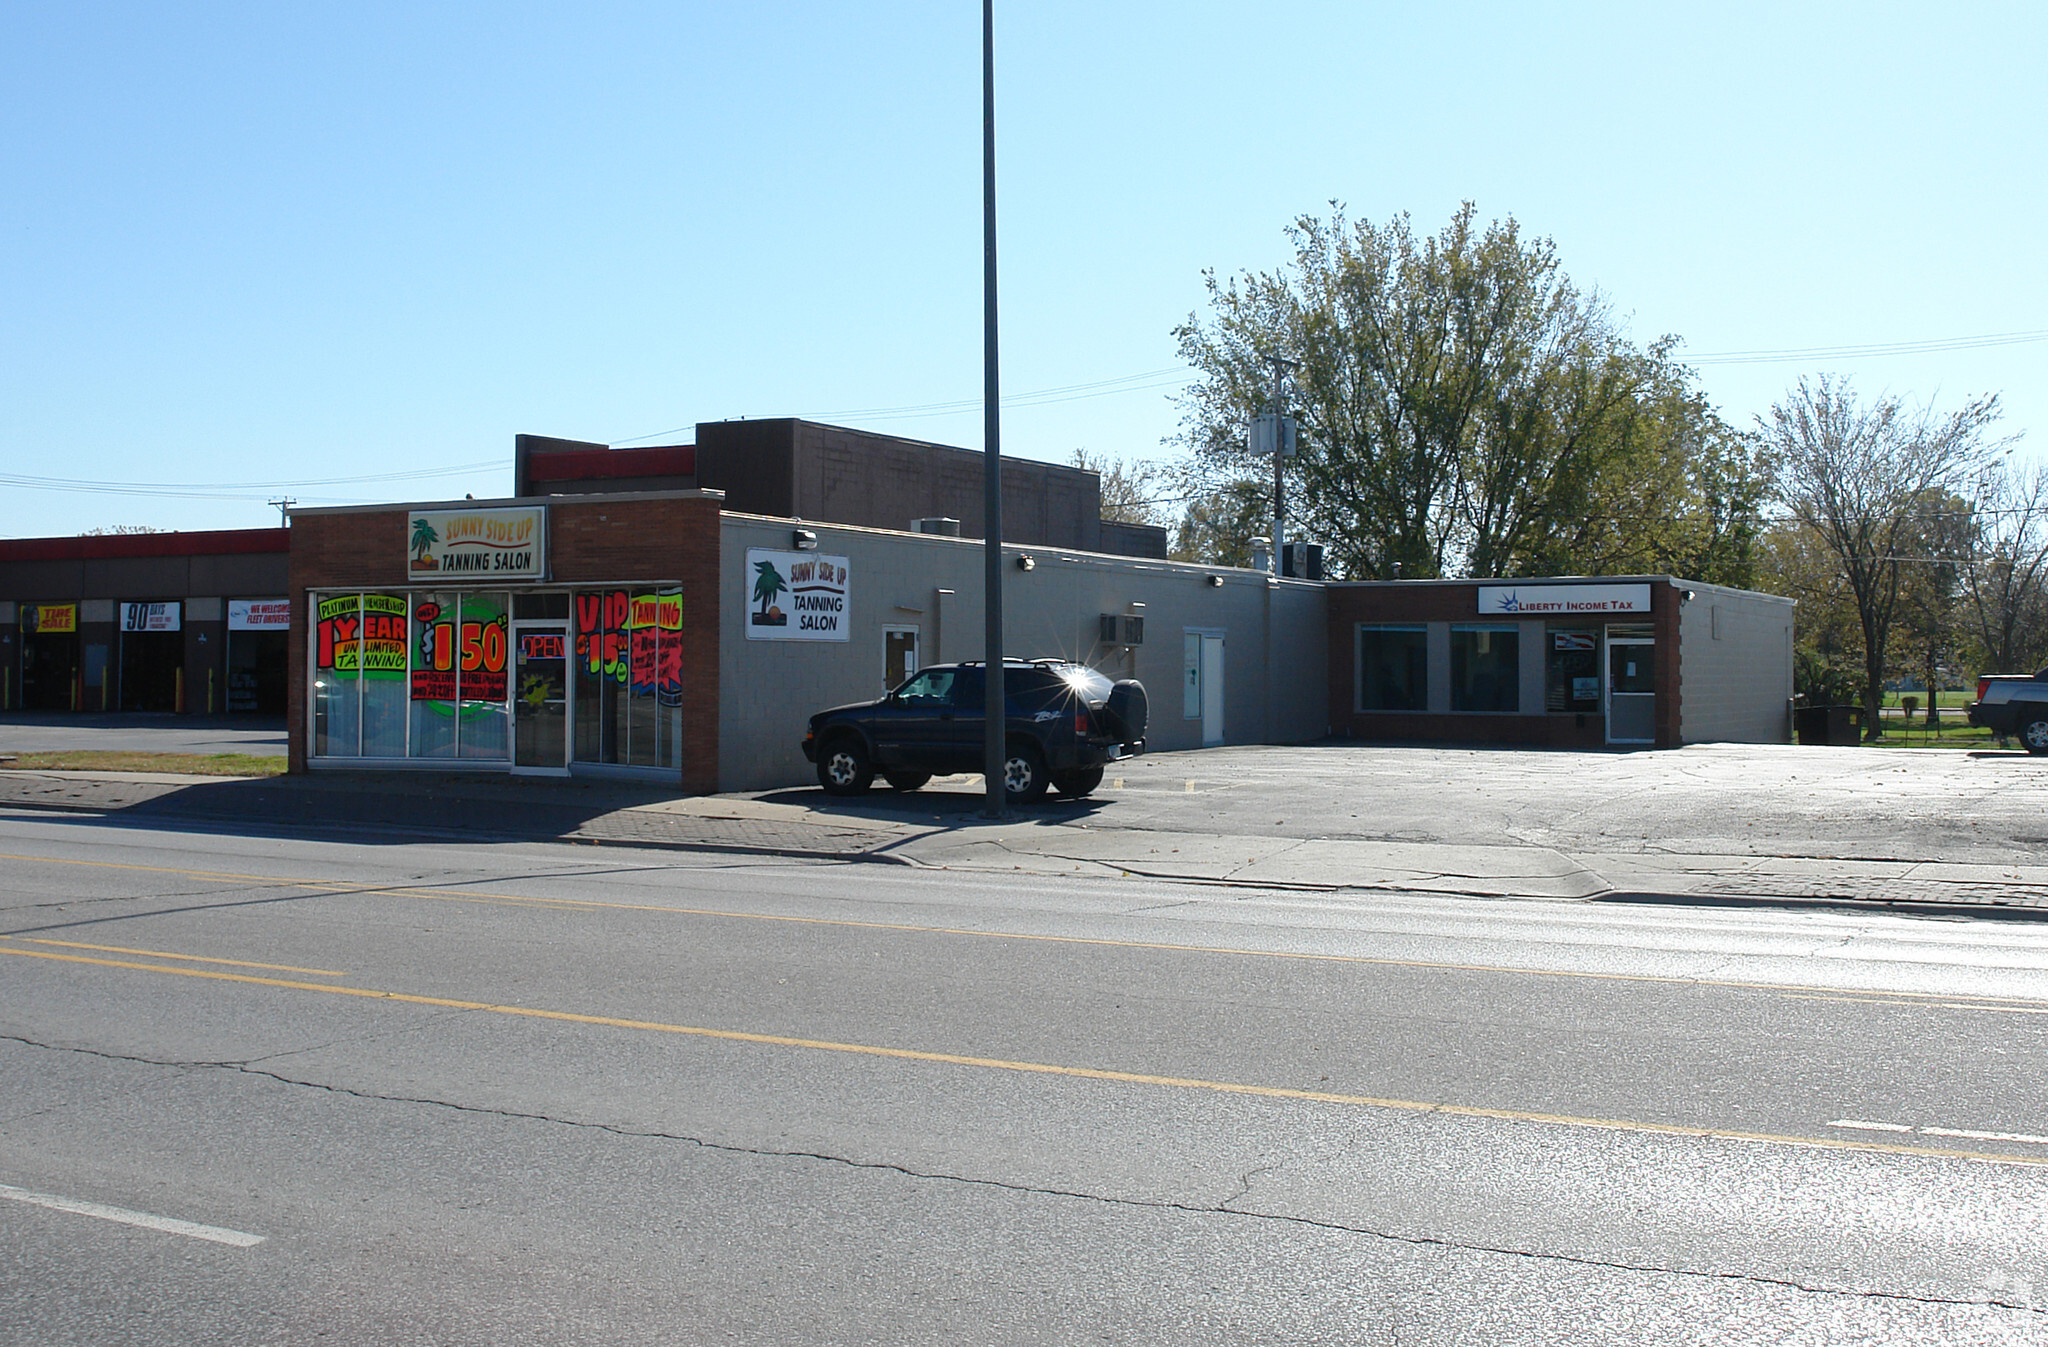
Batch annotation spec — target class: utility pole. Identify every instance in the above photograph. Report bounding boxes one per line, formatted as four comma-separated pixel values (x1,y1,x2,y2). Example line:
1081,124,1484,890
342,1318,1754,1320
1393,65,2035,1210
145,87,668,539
1264,356,1297,574
268,497,295,527
980,0,1007,818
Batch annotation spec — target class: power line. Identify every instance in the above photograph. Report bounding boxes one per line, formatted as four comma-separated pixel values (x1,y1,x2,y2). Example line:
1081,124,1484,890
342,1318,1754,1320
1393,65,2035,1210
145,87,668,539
1681,329,2048,366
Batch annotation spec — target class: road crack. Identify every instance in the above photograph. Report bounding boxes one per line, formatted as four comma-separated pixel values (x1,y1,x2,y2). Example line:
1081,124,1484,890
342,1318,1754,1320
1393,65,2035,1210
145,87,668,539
3,1033,2037,1316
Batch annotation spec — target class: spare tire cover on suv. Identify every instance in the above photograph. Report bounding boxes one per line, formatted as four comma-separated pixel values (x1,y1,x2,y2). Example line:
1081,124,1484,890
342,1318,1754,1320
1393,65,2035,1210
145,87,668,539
1104,679,1148,744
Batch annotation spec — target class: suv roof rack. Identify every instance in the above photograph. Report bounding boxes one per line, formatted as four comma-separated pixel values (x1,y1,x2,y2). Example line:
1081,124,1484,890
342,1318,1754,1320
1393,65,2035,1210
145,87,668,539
951,658,1071,667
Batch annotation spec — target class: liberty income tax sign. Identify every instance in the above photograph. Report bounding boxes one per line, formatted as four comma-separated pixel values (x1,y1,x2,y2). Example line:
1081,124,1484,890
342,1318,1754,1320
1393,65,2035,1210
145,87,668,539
407,507,545,582
1476,583,1652,616
745,549,850,641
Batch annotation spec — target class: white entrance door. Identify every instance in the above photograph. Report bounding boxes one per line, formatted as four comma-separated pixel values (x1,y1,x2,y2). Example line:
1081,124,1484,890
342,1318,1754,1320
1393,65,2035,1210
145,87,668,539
1200,634,1225,747
883,625,919,692
1607,638,1656,744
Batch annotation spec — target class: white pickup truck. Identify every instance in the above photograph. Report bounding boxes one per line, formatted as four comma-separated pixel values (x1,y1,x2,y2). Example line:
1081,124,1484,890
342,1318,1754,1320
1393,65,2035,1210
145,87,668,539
1967,671,2048,752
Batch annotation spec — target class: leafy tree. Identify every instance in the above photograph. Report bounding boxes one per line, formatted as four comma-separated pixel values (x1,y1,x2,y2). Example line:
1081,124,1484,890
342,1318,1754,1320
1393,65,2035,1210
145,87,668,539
1171,202,1758,582
1171,476,1272,569
80,524,164,535
1890,490,1976,725
1068,450,1168,527
1762,376,2008,737
1960,462,2048,675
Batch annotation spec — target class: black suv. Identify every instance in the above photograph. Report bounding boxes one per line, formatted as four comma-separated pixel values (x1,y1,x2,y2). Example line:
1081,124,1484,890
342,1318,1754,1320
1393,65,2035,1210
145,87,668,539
801,659,1148,801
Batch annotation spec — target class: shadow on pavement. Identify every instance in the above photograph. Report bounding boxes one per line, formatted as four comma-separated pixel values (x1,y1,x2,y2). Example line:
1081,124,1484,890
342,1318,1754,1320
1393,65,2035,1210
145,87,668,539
4,772,741,852
755,784,1111,828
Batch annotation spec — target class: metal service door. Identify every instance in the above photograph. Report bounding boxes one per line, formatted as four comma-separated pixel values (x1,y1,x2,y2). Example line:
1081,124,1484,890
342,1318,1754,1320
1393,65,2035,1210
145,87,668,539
1201,635,1226,747
1606,638,1656,745
513,624,569,773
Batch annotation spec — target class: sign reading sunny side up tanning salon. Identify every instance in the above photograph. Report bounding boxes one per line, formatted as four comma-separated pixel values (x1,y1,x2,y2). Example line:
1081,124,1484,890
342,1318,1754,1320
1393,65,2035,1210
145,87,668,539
744,549,851,641
1475,583,1652,616
407,507,546,581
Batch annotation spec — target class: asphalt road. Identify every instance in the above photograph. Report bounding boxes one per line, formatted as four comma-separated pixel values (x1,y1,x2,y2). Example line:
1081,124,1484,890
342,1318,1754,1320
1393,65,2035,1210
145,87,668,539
3,812,2046,1344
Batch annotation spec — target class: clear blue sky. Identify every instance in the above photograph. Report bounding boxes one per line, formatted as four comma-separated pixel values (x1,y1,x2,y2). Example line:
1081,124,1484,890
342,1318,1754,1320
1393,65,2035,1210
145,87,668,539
2,2,2041,536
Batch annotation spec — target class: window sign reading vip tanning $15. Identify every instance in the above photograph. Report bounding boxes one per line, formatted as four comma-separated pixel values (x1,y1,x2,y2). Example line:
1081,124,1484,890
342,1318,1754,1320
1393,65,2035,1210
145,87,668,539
745,549,850,641
407,507,545,581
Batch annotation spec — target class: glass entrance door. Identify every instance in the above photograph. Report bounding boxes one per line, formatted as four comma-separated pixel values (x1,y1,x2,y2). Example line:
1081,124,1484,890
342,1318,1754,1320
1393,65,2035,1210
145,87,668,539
513,624,569,773
1606,638,1655,744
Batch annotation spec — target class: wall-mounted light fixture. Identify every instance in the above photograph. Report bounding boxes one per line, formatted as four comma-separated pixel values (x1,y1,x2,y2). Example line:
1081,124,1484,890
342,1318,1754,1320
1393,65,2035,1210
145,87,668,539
1206,575,1224,588
793,528,818,550
1016,554,1035,571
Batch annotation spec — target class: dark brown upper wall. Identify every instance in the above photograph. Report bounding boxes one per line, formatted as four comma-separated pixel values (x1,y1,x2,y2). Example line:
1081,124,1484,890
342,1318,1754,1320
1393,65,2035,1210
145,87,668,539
694,419,799,517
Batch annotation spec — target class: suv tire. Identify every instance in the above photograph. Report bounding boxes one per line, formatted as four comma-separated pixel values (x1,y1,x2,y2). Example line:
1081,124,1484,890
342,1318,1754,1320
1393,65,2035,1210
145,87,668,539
1051,765,1104,799
1002,741,1050,802
817,736,875,795
883,770,931,792
2023,718,2048,756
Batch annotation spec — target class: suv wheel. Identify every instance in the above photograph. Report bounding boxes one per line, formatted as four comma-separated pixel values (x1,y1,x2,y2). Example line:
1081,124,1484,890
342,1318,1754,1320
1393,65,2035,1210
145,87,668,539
883,770,931,791
817,736,875,795
1002,742,1050,802
2023,718,2048,756
1051,766,1104,799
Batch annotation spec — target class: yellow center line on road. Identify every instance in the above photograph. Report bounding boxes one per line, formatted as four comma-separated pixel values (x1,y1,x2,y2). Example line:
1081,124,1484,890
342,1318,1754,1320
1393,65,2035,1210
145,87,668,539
7,850,2048,1009
4,941,2044,1169
0,935,346,977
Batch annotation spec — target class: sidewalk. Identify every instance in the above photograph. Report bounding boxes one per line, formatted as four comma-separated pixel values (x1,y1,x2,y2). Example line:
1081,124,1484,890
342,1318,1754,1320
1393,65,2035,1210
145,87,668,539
5,766,2048,920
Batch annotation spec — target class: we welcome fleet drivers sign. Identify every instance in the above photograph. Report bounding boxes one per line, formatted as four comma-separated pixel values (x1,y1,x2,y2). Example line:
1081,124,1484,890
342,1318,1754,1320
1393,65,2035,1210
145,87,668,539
408,507,545,581
745,549,850,641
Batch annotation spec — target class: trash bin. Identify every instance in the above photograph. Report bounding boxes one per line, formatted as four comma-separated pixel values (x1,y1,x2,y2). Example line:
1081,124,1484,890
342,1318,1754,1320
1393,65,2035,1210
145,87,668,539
1796,705,1860,745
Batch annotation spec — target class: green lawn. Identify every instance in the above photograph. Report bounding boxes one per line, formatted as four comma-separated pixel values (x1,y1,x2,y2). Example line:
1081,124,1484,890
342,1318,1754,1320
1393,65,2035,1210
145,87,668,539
0,751,287,776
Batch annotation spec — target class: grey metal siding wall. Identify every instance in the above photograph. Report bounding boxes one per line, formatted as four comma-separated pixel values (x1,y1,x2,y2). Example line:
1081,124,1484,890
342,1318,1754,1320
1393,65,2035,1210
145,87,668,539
718,514,1327,792
1677,581,1796,743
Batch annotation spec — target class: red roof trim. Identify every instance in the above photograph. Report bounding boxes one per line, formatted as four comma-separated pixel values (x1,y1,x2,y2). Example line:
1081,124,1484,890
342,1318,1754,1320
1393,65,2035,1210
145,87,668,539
0,528,290,563
526,445,695,482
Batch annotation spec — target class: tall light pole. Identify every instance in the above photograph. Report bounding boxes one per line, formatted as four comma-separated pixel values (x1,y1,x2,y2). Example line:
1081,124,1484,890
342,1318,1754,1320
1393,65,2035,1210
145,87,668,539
980,0,1007,817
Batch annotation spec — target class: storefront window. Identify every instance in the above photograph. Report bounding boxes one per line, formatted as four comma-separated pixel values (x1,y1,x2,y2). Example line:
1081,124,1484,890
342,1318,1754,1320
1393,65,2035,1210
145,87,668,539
1545,628,1602,713
575,588,684,769
408,593,459,758
458,592,510,760
1357,626,1427,711
313,594,362,756
1450,625,1519,713
360,594,409,757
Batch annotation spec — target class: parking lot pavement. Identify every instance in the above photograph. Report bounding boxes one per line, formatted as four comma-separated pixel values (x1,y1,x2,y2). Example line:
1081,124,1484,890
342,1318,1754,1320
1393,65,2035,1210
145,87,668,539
760,741,2048,866
0,712,286,756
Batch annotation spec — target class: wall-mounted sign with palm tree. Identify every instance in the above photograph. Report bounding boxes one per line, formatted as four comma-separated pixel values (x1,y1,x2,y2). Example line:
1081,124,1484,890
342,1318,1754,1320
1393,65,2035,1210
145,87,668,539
410,516,440,571
751,558,788,626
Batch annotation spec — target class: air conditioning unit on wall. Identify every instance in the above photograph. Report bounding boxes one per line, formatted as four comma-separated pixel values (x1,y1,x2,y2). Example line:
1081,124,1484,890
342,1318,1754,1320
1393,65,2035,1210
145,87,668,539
1100,614,1144,646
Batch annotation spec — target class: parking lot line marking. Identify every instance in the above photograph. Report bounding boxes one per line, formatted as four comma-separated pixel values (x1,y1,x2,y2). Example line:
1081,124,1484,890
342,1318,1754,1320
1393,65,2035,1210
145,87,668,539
0,936,346,978
6,941,2046,1170
7,849,2048,1010
0,1181,264,1247
1831,1120,2048,1146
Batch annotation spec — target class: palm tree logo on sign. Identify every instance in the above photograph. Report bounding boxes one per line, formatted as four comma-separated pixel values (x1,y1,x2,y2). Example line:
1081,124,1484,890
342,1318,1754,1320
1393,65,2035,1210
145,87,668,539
752,559,788,626
410,517,440,571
